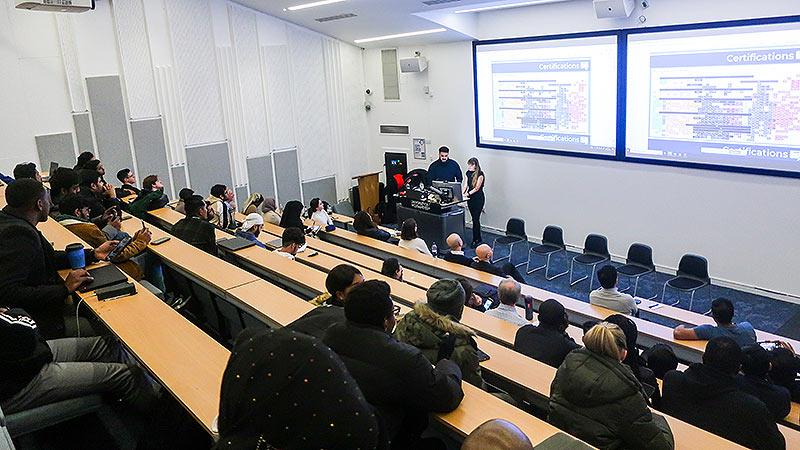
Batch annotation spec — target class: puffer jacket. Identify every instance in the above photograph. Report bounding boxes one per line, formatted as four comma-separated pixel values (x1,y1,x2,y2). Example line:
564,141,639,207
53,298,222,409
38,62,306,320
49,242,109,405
57,216,147,280
394,302,484,388
549,348,674,450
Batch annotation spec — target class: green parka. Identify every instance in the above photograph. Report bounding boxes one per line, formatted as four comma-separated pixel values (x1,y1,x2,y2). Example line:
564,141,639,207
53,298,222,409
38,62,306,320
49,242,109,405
549,348,674,450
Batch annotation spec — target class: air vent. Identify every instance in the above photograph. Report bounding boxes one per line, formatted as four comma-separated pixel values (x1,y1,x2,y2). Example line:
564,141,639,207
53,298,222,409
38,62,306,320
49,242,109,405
422,0,462,5
315,13,357,23
379,125,410,135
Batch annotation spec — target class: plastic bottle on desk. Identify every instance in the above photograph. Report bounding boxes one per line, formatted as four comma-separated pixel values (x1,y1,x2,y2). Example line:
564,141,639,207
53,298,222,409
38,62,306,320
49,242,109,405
431,243,438,258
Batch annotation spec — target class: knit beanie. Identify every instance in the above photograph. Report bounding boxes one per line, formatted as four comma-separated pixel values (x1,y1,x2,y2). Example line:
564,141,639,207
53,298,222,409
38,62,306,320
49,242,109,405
538,299,566,327
426,279,465,320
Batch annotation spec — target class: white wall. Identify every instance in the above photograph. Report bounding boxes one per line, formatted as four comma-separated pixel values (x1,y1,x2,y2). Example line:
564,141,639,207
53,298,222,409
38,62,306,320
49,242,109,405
364,0,800,299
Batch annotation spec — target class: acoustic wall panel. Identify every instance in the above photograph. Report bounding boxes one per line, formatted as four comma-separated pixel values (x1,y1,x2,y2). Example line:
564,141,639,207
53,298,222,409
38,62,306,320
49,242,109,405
262,45,295,150
86,76,134,174
55,15,86,113
164,0,226,146
274,149,302,204
302,177,337,204
246,155,276,200
171,165,188,193
72,112,94,152
112,0,159,119
35,133,75,168
131,118,171,195
235,186,249,206
217,46,247,185
186,142,232,197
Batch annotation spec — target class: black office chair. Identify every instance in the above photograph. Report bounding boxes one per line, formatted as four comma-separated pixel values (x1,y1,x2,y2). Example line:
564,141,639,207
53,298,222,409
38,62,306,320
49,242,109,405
492,218,527,266
617,243,657,300
569,234,610,290
662,253,710,311
526,225,568,280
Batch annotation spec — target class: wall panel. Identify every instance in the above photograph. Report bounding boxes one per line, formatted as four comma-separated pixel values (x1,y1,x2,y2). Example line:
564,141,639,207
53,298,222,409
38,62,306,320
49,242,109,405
86,75,134,174
112,0,159,119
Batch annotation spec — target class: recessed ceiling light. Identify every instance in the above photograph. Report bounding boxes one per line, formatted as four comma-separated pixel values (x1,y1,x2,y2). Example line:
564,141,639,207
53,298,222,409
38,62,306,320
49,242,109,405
354,28,447,44
455,0,571,14
284,0,346,12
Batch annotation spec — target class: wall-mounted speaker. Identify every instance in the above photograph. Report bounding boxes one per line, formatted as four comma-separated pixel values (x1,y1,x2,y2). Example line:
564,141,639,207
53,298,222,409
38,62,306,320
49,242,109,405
593,0,635,18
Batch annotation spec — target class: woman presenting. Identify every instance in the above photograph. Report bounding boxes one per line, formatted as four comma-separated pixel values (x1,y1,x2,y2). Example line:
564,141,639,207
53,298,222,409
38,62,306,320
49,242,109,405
464,157,485,248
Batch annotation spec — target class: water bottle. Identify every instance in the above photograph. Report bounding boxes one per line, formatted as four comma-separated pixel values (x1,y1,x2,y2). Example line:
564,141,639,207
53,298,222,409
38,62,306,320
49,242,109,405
431,243,438,258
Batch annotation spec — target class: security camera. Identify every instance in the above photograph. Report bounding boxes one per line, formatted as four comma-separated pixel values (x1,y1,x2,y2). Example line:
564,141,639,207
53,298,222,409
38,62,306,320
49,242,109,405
364,101,372,111
641,0,649,8
365,88,372,95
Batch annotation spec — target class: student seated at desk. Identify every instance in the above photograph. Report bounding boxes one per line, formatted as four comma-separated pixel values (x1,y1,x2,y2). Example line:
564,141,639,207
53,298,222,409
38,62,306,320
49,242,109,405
115,168,140,198
471,244,526,284
673,298,756,347
737,344,791,421
234,213,267,249
662,337,785,450
398,218,432,256
260,197,281,226
48,168,81,216
606,314,661,407
216,328,380,450
273,227,305,260
514,299,579,368
549,322,675,450
485,278,528,327
395,279,486,389
172,195,217,255
13,162,42,182
173,188,194,215
278,200,306,231
443,233,473,267
0,180,117,338
352,210,392,242
127,175,169,218
0,308,155,416
323,280,464,449
207,184,236,230
77,169,120,229
73,151,95,171
240,192,263,215
289,265,365,339
381,257,403,281
462,419,534,450
769,344,800,402
589,265,638,316
306,197,333,227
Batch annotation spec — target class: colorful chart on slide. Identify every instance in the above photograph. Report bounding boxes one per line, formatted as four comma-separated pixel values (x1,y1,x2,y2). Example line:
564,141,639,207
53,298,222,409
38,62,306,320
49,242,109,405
647,49,800,168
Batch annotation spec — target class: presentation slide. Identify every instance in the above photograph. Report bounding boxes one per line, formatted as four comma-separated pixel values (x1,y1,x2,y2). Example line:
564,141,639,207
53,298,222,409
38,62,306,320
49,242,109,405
475,36,618,156
627,23,800,173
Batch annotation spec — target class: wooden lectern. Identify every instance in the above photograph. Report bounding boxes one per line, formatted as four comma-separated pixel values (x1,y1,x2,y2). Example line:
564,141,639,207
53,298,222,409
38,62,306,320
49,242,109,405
353,171,381,212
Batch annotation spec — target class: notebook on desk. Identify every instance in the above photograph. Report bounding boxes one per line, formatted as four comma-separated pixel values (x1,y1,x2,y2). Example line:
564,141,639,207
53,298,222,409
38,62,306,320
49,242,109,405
80,265,128,293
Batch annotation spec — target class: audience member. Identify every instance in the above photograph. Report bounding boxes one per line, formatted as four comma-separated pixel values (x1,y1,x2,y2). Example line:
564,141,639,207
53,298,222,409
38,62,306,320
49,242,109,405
737,344,791,420
380,257,403,281
395,279,486,388
605,314,661,406
471,244,526,283
78,169,119,227
48,167,81,210
0,179,116,337
207,184,236,230
174,188,194,215
235,213,267,249
352,210,392,242
323,280,464,447
115,168,140,197
0,308,154,415
589,265,638,315
279,200,306,231
673,298,756,346
290,265,364,338
662,336,785,450
485,278,528,327
128,175,169,218
240,192,263,215
461,419,534,450
13,162,41,182
216,328,380,450
398,218,432,256
642,343,679,379
274,227,305,260
83,159,107,181
769,344,800,402
443,233,473,266
549,322,675,449
457,277,486,312
515,299,579,368
307,197,333,226
260,197,281,225
73,151,95,171
172,195,217,255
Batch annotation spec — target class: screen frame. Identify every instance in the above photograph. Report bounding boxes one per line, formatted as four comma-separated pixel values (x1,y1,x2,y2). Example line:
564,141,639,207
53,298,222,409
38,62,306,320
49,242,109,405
472,14,800,179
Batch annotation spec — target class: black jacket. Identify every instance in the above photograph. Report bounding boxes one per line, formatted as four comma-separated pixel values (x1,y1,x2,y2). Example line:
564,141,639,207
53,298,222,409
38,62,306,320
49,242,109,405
0,209,95,338
172,217,217,255
515,323,580,368
77,187,119,228
358,227,392,242
0,309,53,401
471,259,505,277
286,304,345,339
662,363,785,450
323,321,463,441
736,374,791,421
443,251,473,267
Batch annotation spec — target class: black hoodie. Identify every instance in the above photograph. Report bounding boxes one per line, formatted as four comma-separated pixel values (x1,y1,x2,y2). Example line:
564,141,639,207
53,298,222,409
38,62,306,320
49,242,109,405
662,363,785,450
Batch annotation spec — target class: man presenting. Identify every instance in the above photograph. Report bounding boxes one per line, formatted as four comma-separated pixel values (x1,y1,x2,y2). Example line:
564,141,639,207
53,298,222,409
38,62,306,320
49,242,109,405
427,146,463,183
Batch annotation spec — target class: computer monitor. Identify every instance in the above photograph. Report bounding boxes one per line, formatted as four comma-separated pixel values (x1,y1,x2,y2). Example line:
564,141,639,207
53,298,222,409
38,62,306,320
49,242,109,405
432,181,463,203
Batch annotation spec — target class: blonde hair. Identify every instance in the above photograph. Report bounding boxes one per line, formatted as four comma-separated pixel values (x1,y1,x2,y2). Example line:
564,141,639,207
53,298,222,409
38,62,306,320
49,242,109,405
583,322,627,360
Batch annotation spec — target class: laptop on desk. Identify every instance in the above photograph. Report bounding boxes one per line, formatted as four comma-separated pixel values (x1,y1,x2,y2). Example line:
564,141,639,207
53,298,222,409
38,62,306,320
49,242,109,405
79,265,128,293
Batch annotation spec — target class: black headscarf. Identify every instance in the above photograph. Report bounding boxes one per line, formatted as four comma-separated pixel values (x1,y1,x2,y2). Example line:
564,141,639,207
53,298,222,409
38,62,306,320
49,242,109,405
280,200,305,230
216,328,380,450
